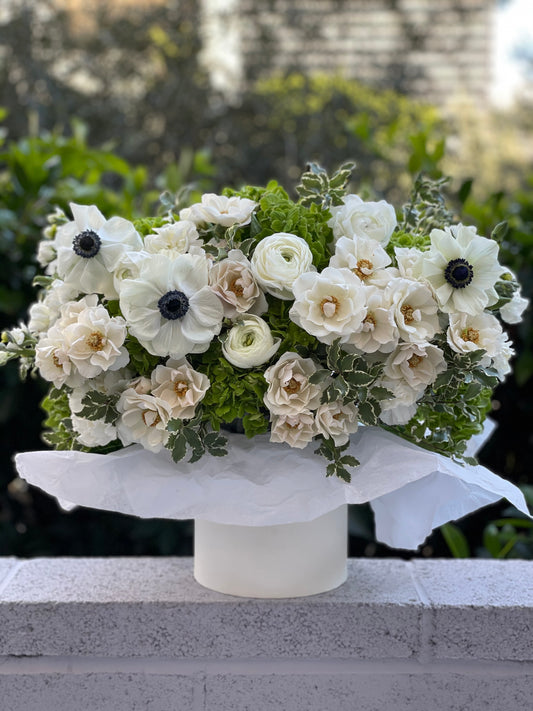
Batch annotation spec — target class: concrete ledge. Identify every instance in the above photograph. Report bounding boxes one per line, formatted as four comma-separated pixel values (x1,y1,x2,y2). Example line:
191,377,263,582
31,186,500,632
0,558,532,710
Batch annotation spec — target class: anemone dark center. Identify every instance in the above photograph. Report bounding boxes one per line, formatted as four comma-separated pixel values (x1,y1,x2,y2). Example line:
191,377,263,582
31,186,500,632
158,290,189,320
444,258,474,289
72,230,101,258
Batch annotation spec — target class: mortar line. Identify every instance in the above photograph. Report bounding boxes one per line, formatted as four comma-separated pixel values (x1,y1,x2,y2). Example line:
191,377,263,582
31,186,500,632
0,561,23,598
0,656,531,677
406,560,433,664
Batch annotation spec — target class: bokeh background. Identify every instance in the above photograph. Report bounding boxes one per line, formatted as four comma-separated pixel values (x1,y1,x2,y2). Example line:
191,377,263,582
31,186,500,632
1,0,532,559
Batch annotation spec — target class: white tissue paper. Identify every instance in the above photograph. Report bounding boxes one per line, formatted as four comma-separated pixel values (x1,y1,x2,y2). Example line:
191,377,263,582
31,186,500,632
14,423,531,550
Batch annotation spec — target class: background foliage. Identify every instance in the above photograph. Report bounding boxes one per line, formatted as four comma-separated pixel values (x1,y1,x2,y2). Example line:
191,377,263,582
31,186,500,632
0,0,531,559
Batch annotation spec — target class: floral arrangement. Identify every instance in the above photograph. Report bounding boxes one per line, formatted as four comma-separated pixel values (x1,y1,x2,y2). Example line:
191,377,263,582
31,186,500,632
1,164,528,482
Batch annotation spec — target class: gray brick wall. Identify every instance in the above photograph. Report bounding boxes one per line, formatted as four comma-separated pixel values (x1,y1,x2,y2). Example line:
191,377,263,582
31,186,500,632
237,0,494,103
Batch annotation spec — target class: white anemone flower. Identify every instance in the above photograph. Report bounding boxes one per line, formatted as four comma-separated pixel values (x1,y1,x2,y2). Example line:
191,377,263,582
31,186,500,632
119,253,224,360
55,203,143,299
329,236,391,284
179,194,257,227
421,224,504,315
289,267,367,344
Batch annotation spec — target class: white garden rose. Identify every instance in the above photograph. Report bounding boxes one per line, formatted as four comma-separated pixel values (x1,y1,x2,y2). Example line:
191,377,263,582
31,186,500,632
421,224,504,316
61,297,129,378
346,285,398,354
113,250,151,292
251,233,315,300
378,378,421,426
269,411,316,449
179,194,257,227
289,267,367,344
383,342,447,391
328,194,397,246
209,249,267,318
34,328,81,388
55,203,143,299
447,312,503,356
119,252,224,360
144,221,201,258
491,334,514,381
500,290,529,324
221,314,280,369
263,351,323,416
314,401,359,446
395,247,425,281
116,389,173,453
151,358,210,420
71,415,117,448
388,278,440,344
329,236,391,284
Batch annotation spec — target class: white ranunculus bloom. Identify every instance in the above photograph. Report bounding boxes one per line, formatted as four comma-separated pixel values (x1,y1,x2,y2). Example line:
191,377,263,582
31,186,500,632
421,224,504,316
250,233,315,300
383,342,447,391
116,389,173,453
263,351,323,415
179,194,257,227
144,220,201,258
395,247,425,281
209,249,267,317
289,267,367,344
328,194,397,246
314,401,359,446
329,236,391,284
388,277,440,344
269,410,316,449
346,285,398,354
119,252,224,359
500,290,529,324
447,312,503,356
221,314,280,369
151,358,210,420
55,203,143,299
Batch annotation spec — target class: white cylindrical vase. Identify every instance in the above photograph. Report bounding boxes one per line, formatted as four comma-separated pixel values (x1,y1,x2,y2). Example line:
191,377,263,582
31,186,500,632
193,505,348,598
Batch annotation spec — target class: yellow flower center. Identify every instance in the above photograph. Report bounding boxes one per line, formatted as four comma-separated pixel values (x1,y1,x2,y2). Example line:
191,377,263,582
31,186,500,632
229,278,244,297
401,304,415,324
462,327,480,344
408,354,424,368
142,410,161,428
85,331,105,351
174,380,189,396
283,377,301,395
320,295,340,318
363,314,376,328
353,258,373,280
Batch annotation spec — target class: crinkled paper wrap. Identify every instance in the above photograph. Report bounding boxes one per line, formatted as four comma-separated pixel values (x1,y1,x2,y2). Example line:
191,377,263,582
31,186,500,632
15,424,531,550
